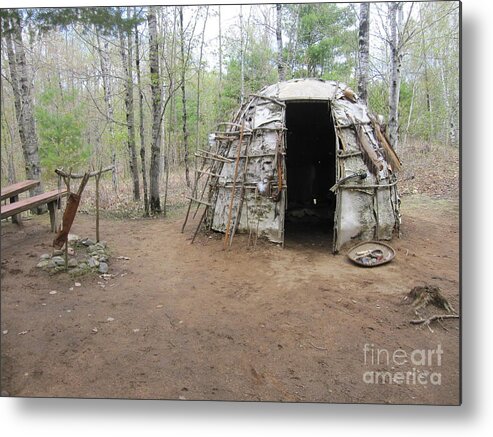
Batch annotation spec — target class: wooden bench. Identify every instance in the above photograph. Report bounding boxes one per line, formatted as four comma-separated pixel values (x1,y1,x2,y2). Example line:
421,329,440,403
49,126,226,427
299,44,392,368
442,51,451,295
1,188,67,232
1,180,40,224
1,179,41,201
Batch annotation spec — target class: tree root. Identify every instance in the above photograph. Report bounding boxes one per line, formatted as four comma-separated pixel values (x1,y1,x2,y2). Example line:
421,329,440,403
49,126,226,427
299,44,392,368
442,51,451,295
410,314,459,333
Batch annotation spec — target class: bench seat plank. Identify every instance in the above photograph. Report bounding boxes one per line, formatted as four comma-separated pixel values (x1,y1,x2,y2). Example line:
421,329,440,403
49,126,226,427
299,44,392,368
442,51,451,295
0,180,40,201
1,189,67,219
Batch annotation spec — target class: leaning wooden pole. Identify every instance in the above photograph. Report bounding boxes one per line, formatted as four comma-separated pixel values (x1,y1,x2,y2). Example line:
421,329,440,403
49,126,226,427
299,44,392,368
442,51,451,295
223,122,245,250
53,172,90,250
95,165,102,242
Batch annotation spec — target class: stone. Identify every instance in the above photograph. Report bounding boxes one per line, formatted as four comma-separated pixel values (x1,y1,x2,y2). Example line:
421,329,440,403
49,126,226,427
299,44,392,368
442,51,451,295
98,262,109,274
67,247,75,256
87,245,98,252
68,234,80,243
36,260,51,268
39,253,51,260
99,255,108,263
78,262,88,269
52,256,65,266
1,390,10,397
88,257,99,268
53,249,64,256
67,258,78,268
81,238,95,247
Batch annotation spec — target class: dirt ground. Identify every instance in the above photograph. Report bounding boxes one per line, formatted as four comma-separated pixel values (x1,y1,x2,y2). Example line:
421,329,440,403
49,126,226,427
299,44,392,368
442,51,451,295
0,194,460,404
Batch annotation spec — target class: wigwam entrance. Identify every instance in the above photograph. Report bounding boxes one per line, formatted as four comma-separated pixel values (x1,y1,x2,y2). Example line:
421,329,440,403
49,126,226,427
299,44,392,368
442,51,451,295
285,101,337,242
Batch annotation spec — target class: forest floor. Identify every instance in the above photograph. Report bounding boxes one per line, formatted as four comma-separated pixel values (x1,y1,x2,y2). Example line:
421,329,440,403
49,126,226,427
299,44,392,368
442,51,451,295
0,142,460,405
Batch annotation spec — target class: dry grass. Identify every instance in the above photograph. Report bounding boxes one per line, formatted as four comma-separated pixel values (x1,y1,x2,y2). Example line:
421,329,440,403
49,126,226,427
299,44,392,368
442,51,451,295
42,167,191,220
396,139,459,200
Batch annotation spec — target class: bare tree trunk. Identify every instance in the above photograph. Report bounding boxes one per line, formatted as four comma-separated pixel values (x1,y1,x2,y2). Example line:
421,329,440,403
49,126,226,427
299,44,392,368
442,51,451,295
218,5,223,113
388,2,402,148
404,79,417,145
119,22,140,201
358,2,370,104
240,5,245,106
439,64,451,145
286,5,300,75
276,4,285,82
8,14,44,206
134,11,149,216
4,26,26,169
419,8,433,142
196,7,209,151
95,29,118,191
179,7,191,188
148,7,162,213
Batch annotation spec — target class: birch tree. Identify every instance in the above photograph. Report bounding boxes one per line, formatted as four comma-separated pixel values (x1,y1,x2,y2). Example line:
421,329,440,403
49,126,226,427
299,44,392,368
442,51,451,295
179,6,191,187
119,13,140,201
95,29,118,191
148,6,162,213
134,11,149,215
4,12,44,203
387,2,402,148
276,4,285,81
358,2,370,104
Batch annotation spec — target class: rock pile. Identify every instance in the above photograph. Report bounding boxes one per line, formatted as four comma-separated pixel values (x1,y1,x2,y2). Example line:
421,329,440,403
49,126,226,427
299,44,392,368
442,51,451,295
36,234,110,275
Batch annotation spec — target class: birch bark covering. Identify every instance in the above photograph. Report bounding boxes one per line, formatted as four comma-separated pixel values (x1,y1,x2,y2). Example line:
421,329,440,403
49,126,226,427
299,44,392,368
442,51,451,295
9,14,43,200
388,2,402,148
148,7,162,213
357,2,370,104
276,4,285,82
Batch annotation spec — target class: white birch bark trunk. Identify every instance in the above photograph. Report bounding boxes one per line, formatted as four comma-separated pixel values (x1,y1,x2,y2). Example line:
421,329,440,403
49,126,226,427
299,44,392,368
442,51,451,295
10,14,44,202
95,29,118,191
119,22,140,201
388,2,402,149
358,2,370,104
276,4,285,82
148,7,162,213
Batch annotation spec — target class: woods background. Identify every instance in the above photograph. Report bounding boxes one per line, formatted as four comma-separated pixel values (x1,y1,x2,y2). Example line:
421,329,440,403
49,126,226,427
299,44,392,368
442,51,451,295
0,1,460,216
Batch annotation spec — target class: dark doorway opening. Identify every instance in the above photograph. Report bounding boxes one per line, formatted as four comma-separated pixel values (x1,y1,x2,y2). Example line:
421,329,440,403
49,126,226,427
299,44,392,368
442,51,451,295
284,101,337,246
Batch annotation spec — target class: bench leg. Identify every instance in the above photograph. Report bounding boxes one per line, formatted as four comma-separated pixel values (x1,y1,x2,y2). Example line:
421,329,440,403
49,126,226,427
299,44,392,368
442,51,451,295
48,201,56,232
9,195,20,224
